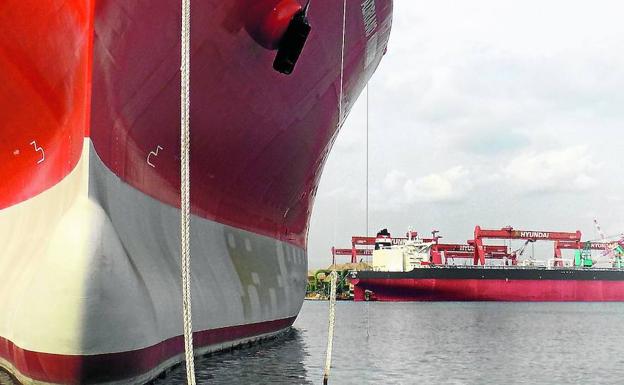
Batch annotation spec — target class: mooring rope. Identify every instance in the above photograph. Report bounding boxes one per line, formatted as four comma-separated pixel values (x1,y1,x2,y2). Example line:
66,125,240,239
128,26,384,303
365,84,369,244
365,85,371,339
323,271,338,385
180,0,196,384
338,0,347,126
324,3,347,382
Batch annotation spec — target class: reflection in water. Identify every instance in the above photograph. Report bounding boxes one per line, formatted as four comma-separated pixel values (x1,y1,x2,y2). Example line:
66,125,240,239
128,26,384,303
0,369,17,385
4,303,624,383
156,328,312,385
159,302,624,384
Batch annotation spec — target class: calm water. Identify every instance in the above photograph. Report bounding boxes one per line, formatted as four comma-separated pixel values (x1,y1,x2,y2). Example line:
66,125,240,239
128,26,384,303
157,301,624,384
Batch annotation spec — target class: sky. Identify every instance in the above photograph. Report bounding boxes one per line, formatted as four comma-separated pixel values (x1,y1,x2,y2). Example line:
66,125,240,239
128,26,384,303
307,0,624,270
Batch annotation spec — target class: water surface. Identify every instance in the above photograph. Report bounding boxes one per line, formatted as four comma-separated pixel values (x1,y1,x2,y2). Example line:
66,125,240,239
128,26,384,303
159,301,624,384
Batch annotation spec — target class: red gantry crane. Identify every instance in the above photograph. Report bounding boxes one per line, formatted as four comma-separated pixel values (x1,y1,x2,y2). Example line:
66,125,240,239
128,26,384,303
431,243,512,265
555,239,624,263
331,247,372,265
349,230,435,264
337,230,514,266
554,240,607,254
473,226,582,266
588,218,624,260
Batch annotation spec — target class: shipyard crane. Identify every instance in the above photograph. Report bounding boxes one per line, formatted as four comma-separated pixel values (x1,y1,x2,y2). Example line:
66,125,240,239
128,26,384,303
511,239,536,265
347,230,511,266
331,247,372,265
614,242,624,268
588,218,624,261
556,238,624,268
362,239,510,264
554,240,603,267
594,218,607,241
592,218,614,259
350,230,437,263
554,240,602,265
432,243,508,253
443,250,513,266
473,226,582,266
431,243,511,265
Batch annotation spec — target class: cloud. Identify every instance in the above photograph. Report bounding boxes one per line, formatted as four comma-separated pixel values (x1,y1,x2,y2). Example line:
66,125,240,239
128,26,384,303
374,166,473,209
318,186,362,203
308,1,624,269
456,129,531,155
503,146,598,193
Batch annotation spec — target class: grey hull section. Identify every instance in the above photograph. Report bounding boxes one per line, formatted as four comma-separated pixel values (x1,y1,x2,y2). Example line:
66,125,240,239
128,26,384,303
0,140,307,384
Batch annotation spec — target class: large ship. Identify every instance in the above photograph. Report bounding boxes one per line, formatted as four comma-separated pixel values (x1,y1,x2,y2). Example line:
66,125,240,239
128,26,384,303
0,1,393,383
349,227,624,302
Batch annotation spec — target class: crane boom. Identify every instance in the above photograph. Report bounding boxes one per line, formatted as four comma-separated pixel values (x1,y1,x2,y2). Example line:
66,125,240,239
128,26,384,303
474,226,581,241
594,218,607,241
473,226,582,265
433,243,507,253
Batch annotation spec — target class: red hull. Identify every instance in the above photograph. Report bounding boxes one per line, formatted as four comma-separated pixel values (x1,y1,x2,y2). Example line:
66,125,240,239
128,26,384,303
353,278,624,302
1,1,393,383
1,0,393,248
0,0,93,209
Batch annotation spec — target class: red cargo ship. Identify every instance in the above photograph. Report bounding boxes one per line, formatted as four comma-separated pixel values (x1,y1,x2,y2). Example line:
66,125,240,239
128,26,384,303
0,1,393,383
351,267,624,302
348,228,624,302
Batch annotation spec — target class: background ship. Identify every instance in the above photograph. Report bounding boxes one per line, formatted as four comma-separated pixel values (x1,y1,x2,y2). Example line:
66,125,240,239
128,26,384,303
0,0,393,383
346,227,624,302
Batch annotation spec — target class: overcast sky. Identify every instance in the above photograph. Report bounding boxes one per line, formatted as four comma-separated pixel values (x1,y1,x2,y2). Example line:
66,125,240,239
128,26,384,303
307,0,624,269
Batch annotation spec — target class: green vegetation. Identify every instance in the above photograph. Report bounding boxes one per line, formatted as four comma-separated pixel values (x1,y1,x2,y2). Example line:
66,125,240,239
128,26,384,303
306,269,353,300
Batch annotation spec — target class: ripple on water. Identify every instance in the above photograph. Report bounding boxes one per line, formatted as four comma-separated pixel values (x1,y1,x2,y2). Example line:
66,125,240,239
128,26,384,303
0,369,17,385
149,302,624,384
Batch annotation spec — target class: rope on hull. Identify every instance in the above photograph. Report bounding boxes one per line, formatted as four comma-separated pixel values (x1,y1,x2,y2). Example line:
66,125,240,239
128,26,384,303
180,0,196,383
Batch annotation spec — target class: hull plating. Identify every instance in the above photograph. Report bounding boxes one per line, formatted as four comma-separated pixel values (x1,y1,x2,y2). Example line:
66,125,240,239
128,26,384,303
0,0,394,383
0,141,307,384
352,268,624,302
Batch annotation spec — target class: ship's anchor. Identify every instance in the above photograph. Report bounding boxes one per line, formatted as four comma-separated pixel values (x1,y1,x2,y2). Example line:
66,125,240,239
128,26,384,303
245,0,312,75
273,1,311,74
